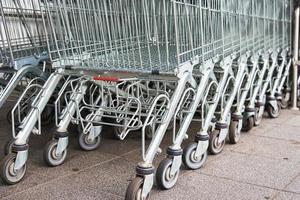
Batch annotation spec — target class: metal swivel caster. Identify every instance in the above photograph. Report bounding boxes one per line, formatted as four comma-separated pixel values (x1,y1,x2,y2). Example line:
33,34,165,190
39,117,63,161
241,116,254,132
182,143,208,170
78,132,101,151
266,102,281,118
229,120,241,144
156,158,180,190
0,153,27,185
43,139,67,167
208,129,225,155
125,177,150,200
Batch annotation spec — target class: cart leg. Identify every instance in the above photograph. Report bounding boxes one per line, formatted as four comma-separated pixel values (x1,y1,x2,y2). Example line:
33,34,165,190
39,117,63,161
0,72,63,185
44,84,87,166
125,72,191,200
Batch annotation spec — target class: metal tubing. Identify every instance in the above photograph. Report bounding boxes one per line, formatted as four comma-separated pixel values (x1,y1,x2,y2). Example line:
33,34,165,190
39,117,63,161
14,70,63,145
292,7,299,110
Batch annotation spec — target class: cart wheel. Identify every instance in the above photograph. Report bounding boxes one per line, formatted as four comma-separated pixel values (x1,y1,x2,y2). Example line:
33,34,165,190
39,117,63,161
125,177,150,200
4,139,15,155
280,92,290,109
182,143,207,170
78,132,101,151
113,126,123,140
156,158,179,190
208,130,225,155
43,139,67,167
267,102,281,118
229,120,241,144
242,117,254,132
254,106,263,126
0,153,26,185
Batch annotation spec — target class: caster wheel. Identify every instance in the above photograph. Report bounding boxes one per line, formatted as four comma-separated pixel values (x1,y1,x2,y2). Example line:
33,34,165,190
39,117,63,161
0,153,26,185
113,126,123,140
280,91,290,109
254,106,263,126
156,158,179,190
242,117,254,132
182,143,207,170
43,139,67,167
208,130,225,155
78,132,101,151
267,102,281,118
125,177,150,200
229,120,241,144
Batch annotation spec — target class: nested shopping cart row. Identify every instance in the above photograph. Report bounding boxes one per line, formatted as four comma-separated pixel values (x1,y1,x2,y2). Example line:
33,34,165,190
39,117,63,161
0,0,292,200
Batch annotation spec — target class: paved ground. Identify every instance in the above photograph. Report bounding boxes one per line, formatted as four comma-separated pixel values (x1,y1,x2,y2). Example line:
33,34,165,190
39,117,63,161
0,104,299,200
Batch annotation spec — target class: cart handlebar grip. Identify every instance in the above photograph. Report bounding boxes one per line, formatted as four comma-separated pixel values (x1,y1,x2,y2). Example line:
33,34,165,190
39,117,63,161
93,76,120,82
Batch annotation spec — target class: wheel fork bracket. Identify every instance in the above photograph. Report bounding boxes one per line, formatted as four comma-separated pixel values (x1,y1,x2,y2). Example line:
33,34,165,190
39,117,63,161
87,125,102,141
141,174,154,200
14,150,28,171
218,128,228,143
56,137,68,157
195,140,209,158
170,155,182,177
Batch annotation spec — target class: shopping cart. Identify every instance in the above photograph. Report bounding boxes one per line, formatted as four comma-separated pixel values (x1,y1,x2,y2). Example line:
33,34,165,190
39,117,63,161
254,0,291,124
0,0,50,111
0,1,197,196
0,1,292,200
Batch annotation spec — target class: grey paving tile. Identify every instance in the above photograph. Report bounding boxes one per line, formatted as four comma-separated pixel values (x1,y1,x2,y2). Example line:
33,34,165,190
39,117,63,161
199,151,300,190
273,191,300,200
3,184,123,200
27,150,118,179
262,110,296,125
151,172,277,200
232,134,300,163
284,175,300,194
2,158,134,200
0,172,49,199
253,124,300,142
284,114,300,127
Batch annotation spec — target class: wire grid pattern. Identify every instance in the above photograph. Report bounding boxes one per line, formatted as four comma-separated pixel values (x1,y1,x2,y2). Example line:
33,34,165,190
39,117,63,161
0,0,48,67
41,0,291,73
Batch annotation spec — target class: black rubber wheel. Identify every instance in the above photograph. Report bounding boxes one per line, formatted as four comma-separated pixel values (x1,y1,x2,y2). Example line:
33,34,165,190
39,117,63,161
242,117,254,132
43,139,67,167
267,102,281,118
156,158,179,190
182,142,208,170
4,139,15,156
78,132,101,151
125,177,150,200
208,130,225,155
280,92,290,109
229,120,241,144
0,153,26,185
